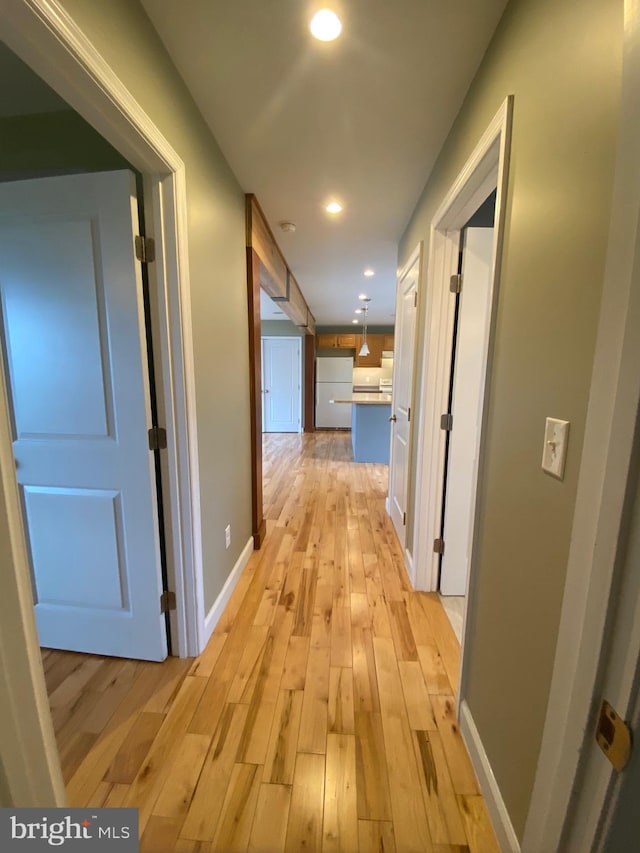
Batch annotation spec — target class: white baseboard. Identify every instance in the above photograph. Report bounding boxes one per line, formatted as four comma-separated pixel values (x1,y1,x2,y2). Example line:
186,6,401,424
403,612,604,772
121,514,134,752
459,699,521,853
404,547,415,586
201,537,253,650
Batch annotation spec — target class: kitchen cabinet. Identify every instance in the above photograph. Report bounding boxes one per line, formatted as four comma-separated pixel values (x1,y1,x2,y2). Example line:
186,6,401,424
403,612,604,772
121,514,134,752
337,334,357,348
316,333,357,349
355,334,384,367
317,333,338,349
315,332,392,365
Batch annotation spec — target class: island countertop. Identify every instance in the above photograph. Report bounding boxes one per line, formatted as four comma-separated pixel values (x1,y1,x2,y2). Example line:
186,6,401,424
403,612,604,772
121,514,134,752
331,392,392,405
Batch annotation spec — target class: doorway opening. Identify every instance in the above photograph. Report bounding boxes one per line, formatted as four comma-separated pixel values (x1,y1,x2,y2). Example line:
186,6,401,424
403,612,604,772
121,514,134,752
437,191,496,642
1,5,203,806
0,42,174,662
411,98,512,701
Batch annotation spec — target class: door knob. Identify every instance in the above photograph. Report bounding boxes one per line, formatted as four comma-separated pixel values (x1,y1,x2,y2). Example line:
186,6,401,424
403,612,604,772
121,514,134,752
389,414,397,422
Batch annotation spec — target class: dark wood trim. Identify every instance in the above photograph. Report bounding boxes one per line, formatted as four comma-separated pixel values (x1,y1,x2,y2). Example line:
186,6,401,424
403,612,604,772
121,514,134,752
304,333,315,432
246,245,266,549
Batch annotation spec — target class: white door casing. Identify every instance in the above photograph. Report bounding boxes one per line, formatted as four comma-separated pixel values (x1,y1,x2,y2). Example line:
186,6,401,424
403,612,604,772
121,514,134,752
388,244,421,554
440,228,495,596
262,337,301,432
412,98,512,603
0,171,167,661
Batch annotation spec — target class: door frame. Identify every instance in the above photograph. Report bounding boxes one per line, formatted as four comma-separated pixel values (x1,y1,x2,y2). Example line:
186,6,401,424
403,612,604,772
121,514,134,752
522,1,640,848
411,97,513,603
0,0,203,805
261,336,302,433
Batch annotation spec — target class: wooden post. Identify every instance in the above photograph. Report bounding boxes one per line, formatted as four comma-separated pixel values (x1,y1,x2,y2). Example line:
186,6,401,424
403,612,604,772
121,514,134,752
246,246,266,549
304,333,315,432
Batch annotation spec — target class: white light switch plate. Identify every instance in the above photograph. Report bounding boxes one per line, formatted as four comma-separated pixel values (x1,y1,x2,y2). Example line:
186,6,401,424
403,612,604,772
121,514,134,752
542,417,570,479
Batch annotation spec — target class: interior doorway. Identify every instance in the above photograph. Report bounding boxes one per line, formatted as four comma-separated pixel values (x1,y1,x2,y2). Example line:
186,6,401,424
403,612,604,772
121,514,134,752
411,99,512,698
0,7,204,807
0,41,176,661
438,195,496,639
0,29,202,661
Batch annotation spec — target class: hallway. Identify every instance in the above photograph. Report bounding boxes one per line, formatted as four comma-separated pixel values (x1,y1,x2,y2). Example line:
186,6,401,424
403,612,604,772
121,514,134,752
44,432,498,852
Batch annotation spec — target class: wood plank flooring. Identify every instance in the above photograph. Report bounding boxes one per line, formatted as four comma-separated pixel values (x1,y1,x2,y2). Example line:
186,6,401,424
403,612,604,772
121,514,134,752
42,431,499,852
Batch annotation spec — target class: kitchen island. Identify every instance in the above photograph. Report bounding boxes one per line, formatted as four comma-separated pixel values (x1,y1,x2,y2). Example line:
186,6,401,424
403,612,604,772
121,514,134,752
332,393,392,463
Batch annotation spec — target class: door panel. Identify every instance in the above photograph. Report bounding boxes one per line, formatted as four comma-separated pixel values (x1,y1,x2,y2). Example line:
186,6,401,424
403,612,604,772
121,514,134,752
24,487,126,610
440,228,494,595
262,337,301,432
0,171,167,661
388,251,420,546
2,220,111,438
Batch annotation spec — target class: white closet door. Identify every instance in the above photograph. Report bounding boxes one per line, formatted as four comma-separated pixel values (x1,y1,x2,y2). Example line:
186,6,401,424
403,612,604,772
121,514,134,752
440,228,494,596
0,171,167,660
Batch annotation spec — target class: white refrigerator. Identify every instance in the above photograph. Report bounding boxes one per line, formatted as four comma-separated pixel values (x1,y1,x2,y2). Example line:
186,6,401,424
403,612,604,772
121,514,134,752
315,357,353,428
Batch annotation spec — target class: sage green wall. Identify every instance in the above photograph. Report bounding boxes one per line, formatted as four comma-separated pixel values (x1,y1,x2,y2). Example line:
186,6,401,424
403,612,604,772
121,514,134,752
57,0,252,612
399,0,621,838
261,320,304,338
0,110,130,179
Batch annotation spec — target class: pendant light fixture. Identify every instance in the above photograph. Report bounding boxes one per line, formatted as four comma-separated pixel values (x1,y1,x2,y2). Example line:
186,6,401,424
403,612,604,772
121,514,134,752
359,296,371,356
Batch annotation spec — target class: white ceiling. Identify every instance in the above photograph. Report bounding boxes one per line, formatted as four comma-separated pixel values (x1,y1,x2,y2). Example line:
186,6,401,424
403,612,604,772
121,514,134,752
141,1,508,326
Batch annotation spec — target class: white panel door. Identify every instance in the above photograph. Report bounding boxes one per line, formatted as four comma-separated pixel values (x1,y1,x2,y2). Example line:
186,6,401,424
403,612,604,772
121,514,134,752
440,228,494,595
388,251,420,546
262,337,301,432
0,171,167,661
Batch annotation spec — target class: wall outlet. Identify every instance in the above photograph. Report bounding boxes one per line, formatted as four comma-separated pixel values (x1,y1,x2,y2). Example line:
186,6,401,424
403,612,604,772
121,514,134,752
225,524,231,549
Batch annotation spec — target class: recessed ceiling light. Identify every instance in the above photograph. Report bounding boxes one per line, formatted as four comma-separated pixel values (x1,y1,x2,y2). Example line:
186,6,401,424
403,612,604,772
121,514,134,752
364,268,375,277
352,319,359,324
358,293,369,301
354,309,362,314
325,201,343,215
310,9,342,42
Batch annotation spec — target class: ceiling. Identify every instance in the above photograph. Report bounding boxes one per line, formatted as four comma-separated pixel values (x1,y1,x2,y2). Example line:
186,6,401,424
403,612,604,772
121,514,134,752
141,0,508,326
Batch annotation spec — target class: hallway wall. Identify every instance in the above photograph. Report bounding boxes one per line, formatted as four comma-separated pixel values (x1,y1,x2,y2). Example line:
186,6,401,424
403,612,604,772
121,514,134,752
0,109,130,179
399,0,622,838
55,0,253,612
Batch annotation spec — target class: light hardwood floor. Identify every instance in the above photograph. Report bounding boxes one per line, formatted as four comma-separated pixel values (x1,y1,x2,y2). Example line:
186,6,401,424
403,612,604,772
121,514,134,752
42,431,499,852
